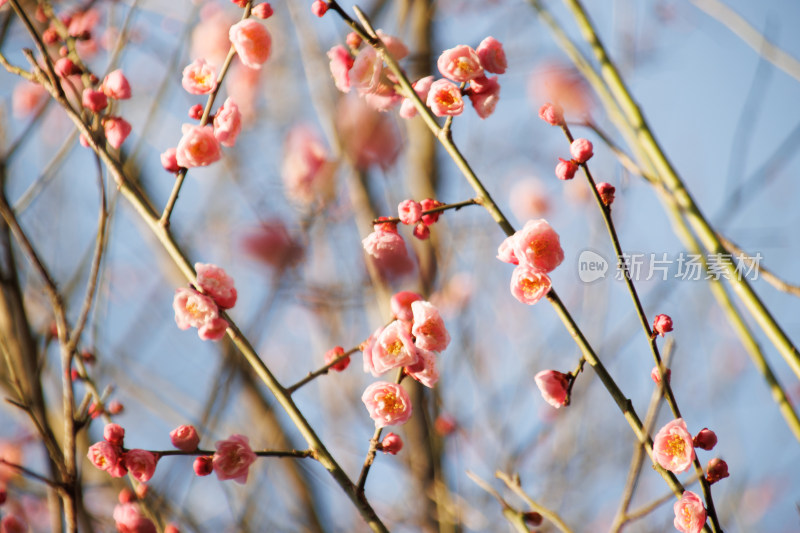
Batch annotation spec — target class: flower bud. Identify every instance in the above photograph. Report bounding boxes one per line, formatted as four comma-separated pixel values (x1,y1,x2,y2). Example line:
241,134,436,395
569,138,593,163
538,102,563,126
706,458,729,484
693,428,717,451
653,314,673,337
596,182,615,206
193,456,213,476
379,432,403,455
555,158,578,180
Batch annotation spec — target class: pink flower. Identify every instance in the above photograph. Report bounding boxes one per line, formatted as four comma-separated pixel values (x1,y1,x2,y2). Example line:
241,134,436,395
510,265,552,305
555,157,578,180
468,75,500,119
327,44,354,93
172,287,228,341
336,95,401,170
193,456,213,476
434,414,457,436
311,0,328,17
0,515,27,533
164,525,180,533
102,69,131,100
175,124,221,168
229,19,271,69
188,104,204,120
693,428,717,451
124,450,158,483
413,223,430,240
372,320,419,375
476,36,507,74
87,441,126,477
411,300,450,352
570,138,593,163
376,30,409,61
399,75,434,119
195,263,237,309
240,221,304,269
538,102,564,126
509,177,550,220
108,400,124,415
170,425,200,451
161,148,180,173
197,317,228,341
653,314,673,336
213,434,257,484
282,125,336,205
55,57,78,78
362,225,414,279
596,182,615,206
349,47,382,95
212,97,242,147
346,32,362,49
705,458,729,484
405,348,439,388
651,366,671,386
113,503,157,533
426,79,464,117
324,346,350,372
534,370,569,408
252,3,273,19
380,433,403,455
496,235,519,265
511,219,565,274
361,381,413,428
361,326,383,377
420,198,443,226
437,45,484,82
398,199,422,225
103,117,132,149
104,423,125,446
12,81,48,118
82,88,108,112
653,418,695,473
390,291,423,322
673,491,706,533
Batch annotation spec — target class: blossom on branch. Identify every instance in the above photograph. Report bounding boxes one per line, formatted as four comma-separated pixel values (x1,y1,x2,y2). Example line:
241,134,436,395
361,382,413,428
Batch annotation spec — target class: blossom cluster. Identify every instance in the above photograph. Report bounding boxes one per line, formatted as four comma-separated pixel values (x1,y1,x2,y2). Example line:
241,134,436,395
173,263,237,341
497,219,564,305
161,12,272,172
360,292,451,428
327,31,507,120
87,423,159,482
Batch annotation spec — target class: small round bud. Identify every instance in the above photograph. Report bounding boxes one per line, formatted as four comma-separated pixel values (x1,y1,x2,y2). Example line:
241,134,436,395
412,223,430,240
104,423,125,446
706,458,729,484
652,314,673,337
118,488,136,504
193,456,213,476
161,148,180,173
324,346,350,372
188,104,204,120
311,0,328,17
252,3,273,19
569,138,593,163
379,432,403,455
693,428,718,451
596,182,615,206
555,158,578,181
107,400,124,415
650,366,671,386
346,32,362,50
538,102,563,126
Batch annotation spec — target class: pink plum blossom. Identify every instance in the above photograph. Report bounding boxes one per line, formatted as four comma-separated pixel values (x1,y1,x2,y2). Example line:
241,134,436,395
193,456,213,476
195,263,237,309
437,45,484,82
113,503,157,533
182,59,217,95
101,69,131,99
252,3,273,19
372,320,419,375
380,433,403,455
555,157,578,180
349,47,382,95
103,117,132,149
570,138,594,163
496,235,519,265
213,97,242,147
410,300,450,352
240,221,304,269
175,124,221,168
213,434,257,484
706,458,729,484
534,370,570,408
390,291,423,322
282,124,336,205
511,219,565,274
538,102,564,126
311,0,328,16
361,381,413,428
124,450,158,483
327,44,354,93
87,441,126,477
405,348,439,388
82,88,108,112
361,224,414,279
653,418,695,474
361,326,383,377
653,314,674,336
468,75,500,119
191,7,235,68
510,265,552,305
693,428,717,451
324,346,350,372
12,81,48,118
427,79,464,117
229,19,271,69
596,182,615,206
170,425,200,451
673,491,706,533
398,199,422,225
172,287,228,341
529,62,592,116
376,30,409,61
104,423,125,446
509,177,550,220
336,95,401,170
399,75,434,119
476,36,507,74
161,148,179,173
